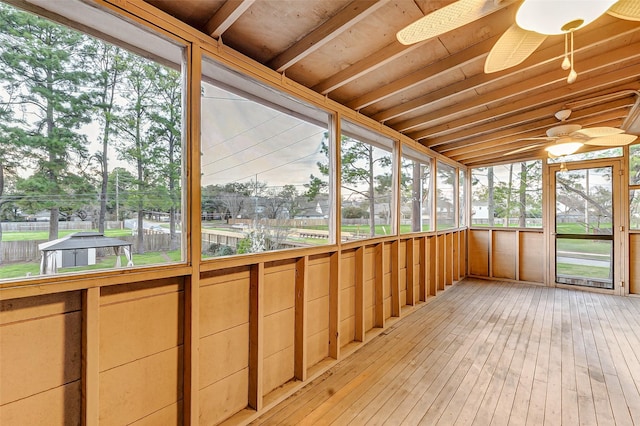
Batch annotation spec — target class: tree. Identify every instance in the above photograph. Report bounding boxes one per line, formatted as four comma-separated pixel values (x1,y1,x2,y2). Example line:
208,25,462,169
0,4,96,240
115,56,161,253
309,134,391,237
88,41,125,233
220,182,255,219
0,104,22,263
148,66,182,249
263,184,299,219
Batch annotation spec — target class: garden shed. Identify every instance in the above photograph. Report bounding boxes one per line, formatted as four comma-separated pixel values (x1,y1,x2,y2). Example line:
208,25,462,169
38,232,133,274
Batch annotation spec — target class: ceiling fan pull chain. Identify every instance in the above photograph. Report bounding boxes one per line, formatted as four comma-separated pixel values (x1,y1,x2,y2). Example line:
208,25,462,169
567,30,577,84
562,32,570,70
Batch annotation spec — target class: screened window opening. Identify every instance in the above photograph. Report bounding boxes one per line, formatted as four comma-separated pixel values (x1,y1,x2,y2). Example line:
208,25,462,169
630,143,640,230
339,120,395,240
471,161,543,228
0,2,185,280
400,147,432,233
436,162,456,230
459,169,466,227
200,58,331,257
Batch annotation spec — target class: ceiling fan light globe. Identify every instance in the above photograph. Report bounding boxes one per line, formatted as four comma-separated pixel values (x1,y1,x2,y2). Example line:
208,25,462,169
516,0,617,35
545,141,583,157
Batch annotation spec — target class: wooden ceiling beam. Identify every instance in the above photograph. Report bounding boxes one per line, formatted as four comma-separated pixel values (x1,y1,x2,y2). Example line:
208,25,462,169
345,35,497,111
398,41,640,135
371,20,640,124
204,0,256,39
311,36,429,95
269,1,385,73
435,98,635,153
311,0,518,95
406,63,640,142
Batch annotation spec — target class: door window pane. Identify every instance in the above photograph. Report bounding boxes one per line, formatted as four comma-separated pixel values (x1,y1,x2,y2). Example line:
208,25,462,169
555,167,613,235
556,238,613,289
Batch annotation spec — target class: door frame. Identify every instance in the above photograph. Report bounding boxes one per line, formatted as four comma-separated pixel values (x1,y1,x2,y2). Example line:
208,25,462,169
546,158,626,295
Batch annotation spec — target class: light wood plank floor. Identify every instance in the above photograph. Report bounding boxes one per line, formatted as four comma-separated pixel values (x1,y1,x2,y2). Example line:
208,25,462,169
252,279,640,425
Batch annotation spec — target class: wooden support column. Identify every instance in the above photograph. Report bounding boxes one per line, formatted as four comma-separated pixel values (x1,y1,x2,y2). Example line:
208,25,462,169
249,263,264,410
82,287,100,426
391,240,400,317
329,251,341,360
515,230,521,281
184,276,199,425
489,229,494,278
374,244,385,328
419,237,427,302
185,42,202,425
354,247,365,342
294,256,308,381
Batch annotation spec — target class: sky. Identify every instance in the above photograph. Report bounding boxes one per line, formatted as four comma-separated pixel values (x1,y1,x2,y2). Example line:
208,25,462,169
200,83,327,189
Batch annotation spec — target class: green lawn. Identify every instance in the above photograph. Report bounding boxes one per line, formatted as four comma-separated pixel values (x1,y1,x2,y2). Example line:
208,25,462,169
556,222,611,234
556,239,612,256
557,263,611,279
0,250,182,280
1,228,132,241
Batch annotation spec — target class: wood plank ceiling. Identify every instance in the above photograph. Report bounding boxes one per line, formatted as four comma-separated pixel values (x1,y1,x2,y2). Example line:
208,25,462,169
144,0,640,167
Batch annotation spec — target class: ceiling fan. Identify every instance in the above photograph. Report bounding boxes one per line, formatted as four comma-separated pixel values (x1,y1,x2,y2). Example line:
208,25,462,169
502,109,638,158
397,0,640,83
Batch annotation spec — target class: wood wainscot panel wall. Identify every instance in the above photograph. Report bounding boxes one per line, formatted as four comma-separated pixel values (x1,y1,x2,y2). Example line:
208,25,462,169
437,235,445,291
339,250,356,348
262,260,296,396
308,255,331,365
199,267,251,425
446,233,454,285
412,239,422,304
399,240,408,308
630,234,640,294
428,236,437,297
469,230,490,277
459,230,467,279
99,278,184,425
492,231,517,280
364,246,377,332
519,232,545,283
0,291,82,425
383,242,392,320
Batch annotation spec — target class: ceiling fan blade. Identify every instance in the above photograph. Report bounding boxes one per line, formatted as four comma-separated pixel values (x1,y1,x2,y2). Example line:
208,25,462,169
484,24,547,73
572,127,625,138
583,133,638,146
607,0,640,21
502,143,545,156
396,0,500,45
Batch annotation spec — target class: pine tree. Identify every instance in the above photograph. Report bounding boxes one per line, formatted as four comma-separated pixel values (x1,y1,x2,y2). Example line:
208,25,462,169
0,4,96,240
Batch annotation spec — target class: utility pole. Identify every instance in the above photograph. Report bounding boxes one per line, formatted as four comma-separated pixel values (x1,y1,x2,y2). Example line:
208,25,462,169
116,169,120,228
